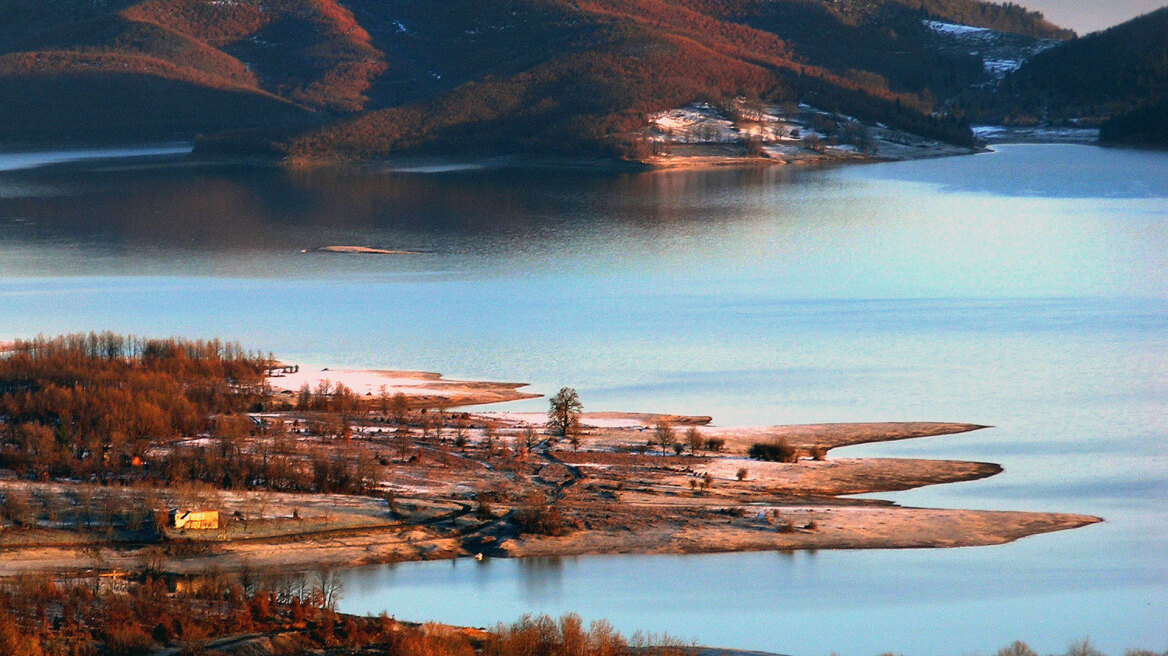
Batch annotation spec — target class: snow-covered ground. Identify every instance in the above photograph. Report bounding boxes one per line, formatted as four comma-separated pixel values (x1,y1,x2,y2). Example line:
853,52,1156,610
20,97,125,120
922,18,1059,83
649,101,835,148
645,99,971,164
972,124,1100,143
924,20,990,36
983,59,1023,76
649,103,738,144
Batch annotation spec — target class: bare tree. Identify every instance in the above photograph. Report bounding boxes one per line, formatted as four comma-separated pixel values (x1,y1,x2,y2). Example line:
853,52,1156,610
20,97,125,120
1,488,32,528
395,427,413,460
141,545,167,576
996,642,1039,656
653,420,675,456
391,392,409,425
686,426,703,453
431,408,445,442
313,568,344,610
453,417,469,449
483,424,497,458
547,387,583,437
378,384,390,416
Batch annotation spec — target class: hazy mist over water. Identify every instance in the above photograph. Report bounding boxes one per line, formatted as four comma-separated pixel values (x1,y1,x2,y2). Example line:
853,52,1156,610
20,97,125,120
1,144,1166,655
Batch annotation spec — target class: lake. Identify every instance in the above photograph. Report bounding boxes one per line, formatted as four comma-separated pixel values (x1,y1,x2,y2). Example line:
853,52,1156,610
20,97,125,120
1,144,1165,655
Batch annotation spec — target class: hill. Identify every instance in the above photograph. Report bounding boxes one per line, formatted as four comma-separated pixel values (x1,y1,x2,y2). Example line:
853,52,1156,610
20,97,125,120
986,7,1168,126
0,0,1078,159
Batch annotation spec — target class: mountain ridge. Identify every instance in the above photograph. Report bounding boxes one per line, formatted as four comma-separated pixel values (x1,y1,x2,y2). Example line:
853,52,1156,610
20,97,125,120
8,0,1154,160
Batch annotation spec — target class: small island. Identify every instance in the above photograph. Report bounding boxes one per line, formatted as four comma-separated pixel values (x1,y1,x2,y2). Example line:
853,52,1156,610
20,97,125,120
306,246,424,255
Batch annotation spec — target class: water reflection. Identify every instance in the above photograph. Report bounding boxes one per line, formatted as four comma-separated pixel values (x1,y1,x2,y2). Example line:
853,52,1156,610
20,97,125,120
516,557,565,603
0,156,828,258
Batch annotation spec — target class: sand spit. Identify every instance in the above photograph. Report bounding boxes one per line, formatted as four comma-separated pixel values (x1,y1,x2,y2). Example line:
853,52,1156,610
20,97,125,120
502,508,1100,557
307,245,423,254
265,367,540,406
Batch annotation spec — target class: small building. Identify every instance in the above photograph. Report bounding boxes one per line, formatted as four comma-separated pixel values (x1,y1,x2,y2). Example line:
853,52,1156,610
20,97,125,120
170,509,219,530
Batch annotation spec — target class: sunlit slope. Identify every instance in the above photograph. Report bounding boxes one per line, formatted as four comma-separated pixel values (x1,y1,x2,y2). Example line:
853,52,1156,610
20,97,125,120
0,0,1073,153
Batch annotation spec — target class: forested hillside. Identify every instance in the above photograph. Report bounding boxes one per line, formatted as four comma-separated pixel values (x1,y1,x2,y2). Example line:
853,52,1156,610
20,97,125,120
1101,100,1168,148
0,0,1083,158
984,7,1168,126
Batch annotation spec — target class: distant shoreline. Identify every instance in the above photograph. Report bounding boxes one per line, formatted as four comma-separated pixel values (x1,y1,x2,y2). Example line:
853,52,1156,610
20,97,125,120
3,133,1141,175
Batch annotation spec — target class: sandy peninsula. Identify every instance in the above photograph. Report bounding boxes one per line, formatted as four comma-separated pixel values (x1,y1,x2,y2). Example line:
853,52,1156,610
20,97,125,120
0,368,1100,577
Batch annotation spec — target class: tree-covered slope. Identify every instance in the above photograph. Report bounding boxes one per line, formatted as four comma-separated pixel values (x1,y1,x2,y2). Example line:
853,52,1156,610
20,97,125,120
994,7,1168,124
0,0,1079,155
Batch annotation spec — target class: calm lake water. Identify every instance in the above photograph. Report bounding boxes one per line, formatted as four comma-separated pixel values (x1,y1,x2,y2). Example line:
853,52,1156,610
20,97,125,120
1,144,1165,655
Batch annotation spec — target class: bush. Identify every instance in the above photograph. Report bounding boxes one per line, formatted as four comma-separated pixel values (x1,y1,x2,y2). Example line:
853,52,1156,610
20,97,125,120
735,468,747,481
103,622,153,656
748,440,798,463
514,496,565,537
475,499,494,520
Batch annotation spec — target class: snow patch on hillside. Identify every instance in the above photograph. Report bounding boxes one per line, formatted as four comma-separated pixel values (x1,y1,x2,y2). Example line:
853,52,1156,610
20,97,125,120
646,100,972,164
924,20,989,36
650,103,738,143
923,19,1059,83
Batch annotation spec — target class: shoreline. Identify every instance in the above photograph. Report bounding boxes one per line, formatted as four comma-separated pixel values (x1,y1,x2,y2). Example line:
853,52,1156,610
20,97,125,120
6,135,1149,176
0,366,1103,578
0,136,1002,174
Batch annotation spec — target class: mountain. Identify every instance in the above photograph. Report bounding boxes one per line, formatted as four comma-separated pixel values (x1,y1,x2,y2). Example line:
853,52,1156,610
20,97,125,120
0,0,1075,159
984,7,1168,127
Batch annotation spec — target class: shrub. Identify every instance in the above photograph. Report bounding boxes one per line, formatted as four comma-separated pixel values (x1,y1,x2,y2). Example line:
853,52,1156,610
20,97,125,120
475,499,494,520
748,439,798,463
103,622,153,656
736,468,748,481
514,496,565,537
0,612,47,656
704,437,725,452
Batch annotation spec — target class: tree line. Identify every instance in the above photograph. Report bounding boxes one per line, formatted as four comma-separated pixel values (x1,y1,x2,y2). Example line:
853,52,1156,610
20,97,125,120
0,333,268,481
0,569,696,656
